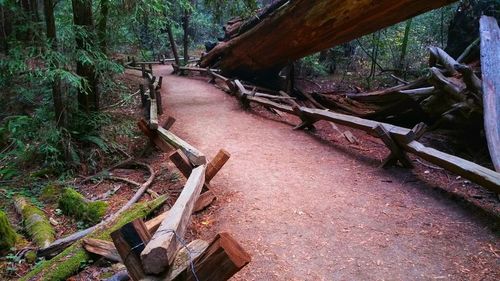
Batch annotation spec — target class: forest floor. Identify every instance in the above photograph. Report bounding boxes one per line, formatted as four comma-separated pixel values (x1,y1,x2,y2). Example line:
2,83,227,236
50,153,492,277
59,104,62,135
149,64,499,281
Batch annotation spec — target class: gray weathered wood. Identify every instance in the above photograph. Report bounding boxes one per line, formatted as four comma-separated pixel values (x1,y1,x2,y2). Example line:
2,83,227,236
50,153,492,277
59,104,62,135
141,165,206,274
480,16,500,172
149,98,159,129
157,127,206,166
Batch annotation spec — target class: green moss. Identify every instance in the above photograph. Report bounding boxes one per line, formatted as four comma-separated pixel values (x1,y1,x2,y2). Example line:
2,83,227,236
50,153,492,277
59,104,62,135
39,184,62,203
0,210,17,252
15,197,56,248
58,188,109,225
25,250,38,263
21,196,167,281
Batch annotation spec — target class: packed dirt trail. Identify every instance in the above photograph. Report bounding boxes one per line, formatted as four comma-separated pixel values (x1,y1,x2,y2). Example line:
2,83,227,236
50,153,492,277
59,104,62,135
155,65,499,281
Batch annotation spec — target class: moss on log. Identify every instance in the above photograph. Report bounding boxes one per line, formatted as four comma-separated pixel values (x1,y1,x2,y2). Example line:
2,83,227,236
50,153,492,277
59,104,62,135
39,184,62,203
20,195,167,281
0,210,17,252
58,188,108,225
14,196,55,249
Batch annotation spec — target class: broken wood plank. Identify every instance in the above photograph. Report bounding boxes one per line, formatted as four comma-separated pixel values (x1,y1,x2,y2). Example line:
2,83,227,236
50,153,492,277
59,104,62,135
82,238,121,263
343,130,359,145
111,219,152,281
163,116,176,130
141,165,206,274
169,149,194,178
480,16,500,172
193,190,216,213
157,127,206,166
206,149,231,182
175,232,251,281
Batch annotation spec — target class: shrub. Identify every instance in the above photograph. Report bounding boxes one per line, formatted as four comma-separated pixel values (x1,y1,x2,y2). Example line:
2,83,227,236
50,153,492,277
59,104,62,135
58,188,108,225
0,210,17,252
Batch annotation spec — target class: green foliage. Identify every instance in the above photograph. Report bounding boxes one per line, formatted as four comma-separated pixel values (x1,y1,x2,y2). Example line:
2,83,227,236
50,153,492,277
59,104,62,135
0,210,17,252
299,53,329,77
203,0,258,22
58,188,108,225
40,184,62,203
24,251,38,264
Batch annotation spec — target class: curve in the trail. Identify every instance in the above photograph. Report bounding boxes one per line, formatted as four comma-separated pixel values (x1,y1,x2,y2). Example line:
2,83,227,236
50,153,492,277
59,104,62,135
155,65,499,281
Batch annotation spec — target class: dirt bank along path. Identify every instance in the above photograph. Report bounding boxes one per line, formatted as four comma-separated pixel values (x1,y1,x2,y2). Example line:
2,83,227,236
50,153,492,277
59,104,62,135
154,65,499,281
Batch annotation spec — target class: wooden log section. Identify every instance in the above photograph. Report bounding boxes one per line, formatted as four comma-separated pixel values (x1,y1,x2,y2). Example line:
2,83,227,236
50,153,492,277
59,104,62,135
200,0,457,78
112,219,152,281
206,149,231,182
149,98,159,129
163,116,176,130
83,238,122,263
480,16,500,172
175,232,251,281
157,127,207,166
193,191,216,213
141,165,206,274
138,119,172,153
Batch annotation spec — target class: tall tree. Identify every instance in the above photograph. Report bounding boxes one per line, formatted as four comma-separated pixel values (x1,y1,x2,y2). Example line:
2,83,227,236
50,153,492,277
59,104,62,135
398,19,412,77
43,0,66,127
164,0,180,65
0,3,11,53
182,0,193,64
97,0,109,53
72,0,99,112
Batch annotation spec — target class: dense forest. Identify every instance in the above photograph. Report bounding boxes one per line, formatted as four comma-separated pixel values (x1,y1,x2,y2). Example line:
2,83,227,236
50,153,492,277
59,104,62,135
0,0,499,280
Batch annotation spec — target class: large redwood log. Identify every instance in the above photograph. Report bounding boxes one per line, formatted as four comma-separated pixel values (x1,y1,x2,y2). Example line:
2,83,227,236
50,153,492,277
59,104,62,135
200,0,457,79
480,16,500,172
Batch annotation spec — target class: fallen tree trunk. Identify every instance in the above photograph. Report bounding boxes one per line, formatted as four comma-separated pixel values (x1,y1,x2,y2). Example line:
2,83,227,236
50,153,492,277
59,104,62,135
14,196,55,249
20,196,167,281
480,16,500,172
200,0,457,79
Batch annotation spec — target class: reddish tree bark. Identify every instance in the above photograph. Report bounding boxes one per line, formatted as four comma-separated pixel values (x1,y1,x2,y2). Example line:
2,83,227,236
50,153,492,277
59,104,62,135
200,0,457,80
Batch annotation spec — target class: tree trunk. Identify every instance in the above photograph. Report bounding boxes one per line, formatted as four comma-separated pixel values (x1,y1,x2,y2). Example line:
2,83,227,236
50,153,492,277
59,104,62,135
72,0,99,112
200,0,457,80
43,0,65,127
0,4,11,53
182,3,192,65
97,0,109,53
398,19,412,77
167,25,180,66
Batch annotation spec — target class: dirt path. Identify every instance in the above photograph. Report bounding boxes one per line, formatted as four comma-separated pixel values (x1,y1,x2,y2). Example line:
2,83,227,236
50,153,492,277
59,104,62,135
155,65,499,281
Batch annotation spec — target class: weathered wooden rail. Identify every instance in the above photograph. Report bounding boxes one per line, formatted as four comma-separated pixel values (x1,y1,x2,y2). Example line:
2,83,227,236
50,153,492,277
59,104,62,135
176,66,500,194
